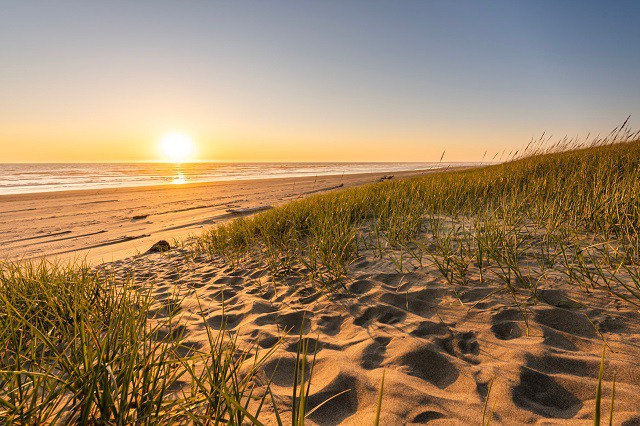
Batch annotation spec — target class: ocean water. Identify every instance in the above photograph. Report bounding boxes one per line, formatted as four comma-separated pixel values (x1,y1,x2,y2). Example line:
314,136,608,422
0,162,473,196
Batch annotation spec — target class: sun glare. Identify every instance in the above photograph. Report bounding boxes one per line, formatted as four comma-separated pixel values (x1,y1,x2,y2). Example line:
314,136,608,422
160,133,194,162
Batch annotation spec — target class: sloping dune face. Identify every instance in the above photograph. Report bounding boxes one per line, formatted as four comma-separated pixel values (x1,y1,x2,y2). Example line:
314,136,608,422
107,243,640,425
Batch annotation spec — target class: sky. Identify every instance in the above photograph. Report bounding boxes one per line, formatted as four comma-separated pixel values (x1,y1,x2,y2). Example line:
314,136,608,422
1,1,639,163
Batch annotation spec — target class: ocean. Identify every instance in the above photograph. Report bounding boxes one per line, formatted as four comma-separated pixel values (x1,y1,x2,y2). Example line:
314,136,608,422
0,162,474,196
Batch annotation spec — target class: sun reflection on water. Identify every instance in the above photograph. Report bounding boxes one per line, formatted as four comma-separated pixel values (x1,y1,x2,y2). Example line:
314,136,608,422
171,172,186,184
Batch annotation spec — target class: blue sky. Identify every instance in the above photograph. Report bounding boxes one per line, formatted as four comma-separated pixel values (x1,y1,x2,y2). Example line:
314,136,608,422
1,1,639,162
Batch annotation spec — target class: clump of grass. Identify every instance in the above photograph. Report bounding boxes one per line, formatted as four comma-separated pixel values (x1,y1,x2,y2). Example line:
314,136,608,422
0,259,309,424
0,260,185,423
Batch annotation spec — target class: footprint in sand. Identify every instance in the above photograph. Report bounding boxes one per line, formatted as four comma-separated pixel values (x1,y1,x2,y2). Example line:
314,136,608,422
361,336,391,370
490,308,526,340
409,320,450,338
379,288,443,317
387,343,459,389
256,332,280,349
596,314,626,333
211,288,238,302
275,310,313,334
213,275,244,286
306,370,359,425
491,321,524,340
206,312,244,330
456,331,480,355
524,354,595,377
317,314,344,336
262,356,310,387
347,279,374,295
438,330,480,364
354,305,406,327
512,368,582,418
534,307,598,338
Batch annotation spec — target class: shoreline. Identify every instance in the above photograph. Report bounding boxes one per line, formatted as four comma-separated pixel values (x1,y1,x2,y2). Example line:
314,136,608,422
0,167,471,265
0,166,455,201
0,162,482,198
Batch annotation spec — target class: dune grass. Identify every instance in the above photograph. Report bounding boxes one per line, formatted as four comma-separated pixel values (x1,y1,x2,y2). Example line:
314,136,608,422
0,261,273,424
193,130,640,309
2,125,639,423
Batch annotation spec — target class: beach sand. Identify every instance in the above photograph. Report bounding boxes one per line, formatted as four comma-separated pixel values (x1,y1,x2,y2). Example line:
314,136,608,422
0,169,432,264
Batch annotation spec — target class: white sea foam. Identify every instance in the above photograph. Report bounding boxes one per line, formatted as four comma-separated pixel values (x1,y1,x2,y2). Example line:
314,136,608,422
0,162,478,195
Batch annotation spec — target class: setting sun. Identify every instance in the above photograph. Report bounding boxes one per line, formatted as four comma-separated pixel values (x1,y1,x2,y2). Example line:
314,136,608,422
159,133,194,162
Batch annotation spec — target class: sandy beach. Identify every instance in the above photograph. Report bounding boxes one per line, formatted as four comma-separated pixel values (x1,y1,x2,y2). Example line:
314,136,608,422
3,147,640,424
0,169,436,264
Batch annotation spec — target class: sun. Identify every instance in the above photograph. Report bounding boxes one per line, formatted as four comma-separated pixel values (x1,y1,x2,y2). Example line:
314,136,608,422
159,133,194,162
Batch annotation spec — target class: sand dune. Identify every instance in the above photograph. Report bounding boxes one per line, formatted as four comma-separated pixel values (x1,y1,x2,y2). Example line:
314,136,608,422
104,244,640,425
